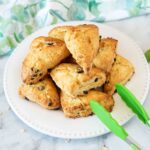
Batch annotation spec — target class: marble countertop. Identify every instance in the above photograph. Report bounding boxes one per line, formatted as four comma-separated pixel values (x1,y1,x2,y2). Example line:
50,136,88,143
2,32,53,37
0,15,150,150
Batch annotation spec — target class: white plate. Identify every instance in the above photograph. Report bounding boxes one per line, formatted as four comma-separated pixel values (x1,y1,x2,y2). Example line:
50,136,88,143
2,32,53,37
3,21,150,139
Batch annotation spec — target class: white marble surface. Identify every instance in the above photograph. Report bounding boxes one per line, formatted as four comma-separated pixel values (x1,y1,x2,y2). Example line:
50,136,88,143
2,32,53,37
0,15,150,150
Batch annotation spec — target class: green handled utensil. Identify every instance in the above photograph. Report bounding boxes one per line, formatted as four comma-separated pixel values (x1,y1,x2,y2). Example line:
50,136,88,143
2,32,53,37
115,83,150,127
90,100,142,150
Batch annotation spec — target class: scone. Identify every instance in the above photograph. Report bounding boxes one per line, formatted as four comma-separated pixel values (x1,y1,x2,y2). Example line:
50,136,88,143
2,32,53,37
48,26,73,41
104,55,134,95
50,63,106,97
62,55,77,64
64,24,99,73
61,90,114,118
19,78,60,109
22,36,70,84
93,38,118,73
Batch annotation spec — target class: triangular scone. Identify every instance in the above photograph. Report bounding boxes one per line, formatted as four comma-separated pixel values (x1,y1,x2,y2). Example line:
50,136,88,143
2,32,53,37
93,38,118,73
61,90,114,118
48,26,73,41
19,78,60,110
22,36,70,84
104,55,134,95
64,24,99,73
50,63,106,97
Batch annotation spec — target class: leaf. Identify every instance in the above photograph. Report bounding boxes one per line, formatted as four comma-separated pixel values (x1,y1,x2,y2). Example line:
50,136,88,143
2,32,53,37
126,0,142,8
0,18,11,32
51,16,58,25
18,32,24,41
91,16,105,22
24,25,33,35
0,37,9,48
128,7,141,16
14,32,24,43
14,32,20,43
67,4,85,20
0,36,15,56
26,0,46,17
7,36,16,49
39,0,46,8
89,1,101,17
0,36,15,49
145,49,150,63
0,0,9,4
126,0,142,16
49,9,66,21
27,5,38,17
73,0,88,9
0,32,3,38
11,5,29,23
0,16,3,22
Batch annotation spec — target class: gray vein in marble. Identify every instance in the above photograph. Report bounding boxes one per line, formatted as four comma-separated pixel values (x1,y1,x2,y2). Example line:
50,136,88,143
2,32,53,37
0,116,3,129
32,139,41,150
0,85,4,96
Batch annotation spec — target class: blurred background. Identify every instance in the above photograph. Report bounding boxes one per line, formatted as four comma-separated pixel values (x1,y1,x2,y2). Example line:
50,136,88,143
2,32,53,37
0,0,150,56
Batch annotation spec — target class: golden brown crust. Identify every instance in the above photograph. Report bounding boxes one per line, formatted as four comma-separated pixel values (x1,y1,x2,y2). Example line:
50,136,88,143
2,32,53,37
104,54,135,95
93,38,118,73
64,24,99,73
21,36,70,84
50,63,106,97
18,23,138,118
48,26,73,41
61,55,77,64
61,90,114,118
19,78,60,109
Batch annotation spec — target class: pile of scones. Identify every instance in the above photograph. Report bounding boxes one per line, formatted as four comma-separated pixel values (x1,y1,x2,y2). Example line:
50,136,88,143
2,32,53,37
19,24,134,118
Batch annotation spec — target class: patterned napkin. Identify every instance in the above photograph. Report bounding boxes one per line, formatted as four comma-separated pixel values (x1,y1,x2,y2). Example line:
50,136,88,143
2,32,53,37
0,0,150,56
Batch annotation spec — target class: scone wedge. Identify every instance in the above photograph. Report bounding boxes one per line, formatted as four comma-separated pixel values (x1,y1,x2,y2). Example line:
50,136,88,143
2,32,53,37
104,54,134,95
48,26,73,41
64,24,99,73
50,63,106,97
22,36,70,84
19,78,60,109
93,37,118,73
61,90,114,118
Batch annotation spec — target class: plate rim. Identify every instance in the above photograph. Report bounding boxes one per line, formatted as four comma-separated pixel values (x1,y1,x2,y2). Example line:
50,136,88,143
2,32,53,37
3,21,150,139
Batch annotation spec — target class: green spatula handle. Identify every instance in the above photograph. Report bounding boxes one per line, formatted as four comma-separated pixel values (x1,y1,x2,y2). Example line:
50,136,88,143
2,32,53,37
131,144,141,150
126,136,142,150
90,100,142,150
115,83,150,126
147,120,150,127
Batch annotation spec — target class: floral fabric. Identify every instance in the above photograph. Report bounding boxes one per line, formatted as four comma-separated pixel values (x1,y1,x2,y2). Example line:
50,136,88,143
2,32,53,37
0,0,150,56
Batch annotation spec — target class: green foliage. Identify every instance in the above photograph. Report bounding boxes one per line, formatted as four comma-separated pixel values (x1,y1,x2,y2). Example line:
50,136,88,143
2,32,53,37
0,0,149,56
126,0,142,16
89,0,101,17
91,17,105,22
0,17,11,32
11,5,29,23
24,25,33,35
51,16,58,25
73,0,89,9
49,9,66,21
0,36,15,55
67,3,85,20
145,49,150,63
